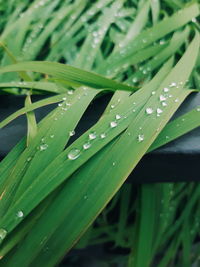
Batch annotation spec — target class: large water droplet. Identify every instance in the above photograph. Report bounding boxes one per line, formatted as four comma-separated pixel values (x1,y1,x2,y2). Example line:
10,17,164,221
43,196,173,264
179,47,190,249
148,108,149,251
0,229,7,241
110,121,117,128
138,134,144,142
16,210,24,218
145,108,153,115
89,132,96,140
68,149,80,160
83,142,91,150
40,144,48,151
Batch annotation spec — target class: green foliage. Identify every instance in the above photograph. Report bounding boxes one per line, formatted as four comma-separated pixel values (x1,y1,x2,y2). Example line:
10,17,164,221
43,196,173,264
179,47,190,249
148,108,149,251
0,0,200,266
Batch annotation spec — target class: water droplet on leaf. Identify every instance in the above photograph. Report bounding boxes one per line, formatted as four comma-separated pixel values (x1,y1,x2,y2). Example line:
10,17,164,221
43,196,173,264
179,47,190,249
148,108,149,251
115,114,121,120
110,121,117,128
138,134,144,142
69,130,75,137
40,144,48,151
157,108,163,114
146,108,153,115
89,132,97,140
16,210,24,218
83,142,91,150
0,229,7,241
100,133,106,139
68,149,80,160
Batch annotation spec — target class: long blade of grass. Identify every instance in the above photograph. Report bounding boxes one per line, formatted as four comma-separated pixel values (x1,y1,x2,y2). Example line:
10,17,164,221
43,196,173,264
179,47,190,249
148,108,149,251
0,61,136,92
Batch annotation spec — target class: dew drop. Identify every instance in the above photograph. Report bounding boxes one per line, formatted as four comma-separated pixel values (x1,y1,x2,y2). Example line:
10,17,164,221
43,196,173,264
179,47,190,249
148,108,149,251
69,130,75,137
65,102,71,106
40,144,48,151
50,134,54,138
159,39,165,45
67,90,74,95
110,121,117,128
100,133,106,139
89,132,97,140
62,97,67,100
94,38,100,44
67,149,80,160
58,103,63,107
197,108,200,112
92,31,98,37
115,114,121,120
138,134,144,142
16,210,24,218
166,136,169,139
174,99,179,103
157,108,163,114
112,162,116,166
163,87,169,92
27,157,32,162
162,102,167,107
169,82,176,87
0,229,7,241
159,95,167,102
110,104,115,109
145,107,153,115
142,69,147,75
132,77,138,83
83,142,91,150
151,91,156,95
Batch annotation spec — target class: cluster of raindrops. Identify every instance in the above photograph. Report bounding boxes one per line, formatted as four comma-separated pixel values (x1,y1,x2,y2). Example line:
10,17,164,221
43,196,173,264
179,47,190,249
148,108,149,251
135,81,185,143
159,184,175,227
22,23,44,55
67,108,128,161
91,28,106,49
